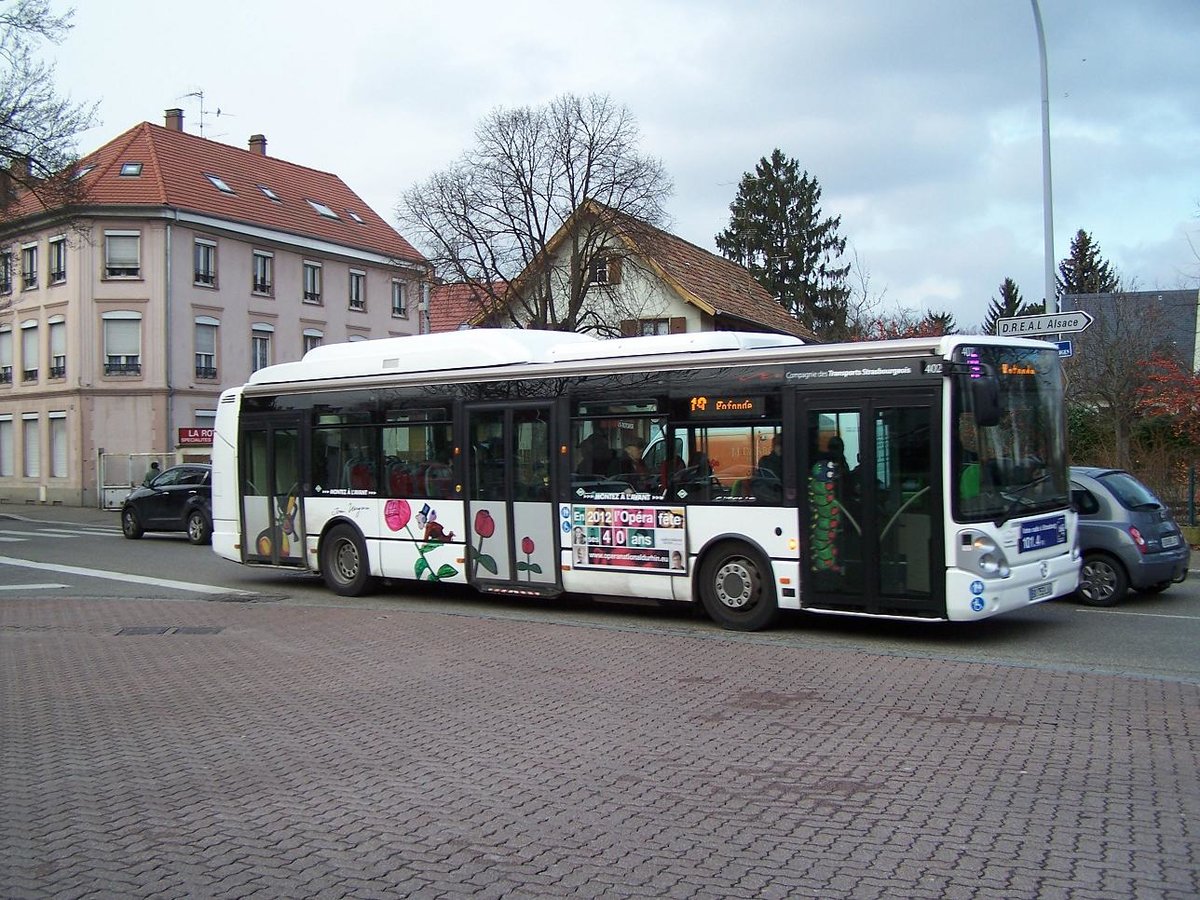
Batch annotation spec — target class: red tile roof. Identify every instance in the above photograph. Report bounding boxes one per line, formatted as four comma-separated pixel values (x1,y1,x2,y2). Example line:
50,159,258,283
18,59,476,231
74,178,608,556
12,121,426,265
429,281,508,332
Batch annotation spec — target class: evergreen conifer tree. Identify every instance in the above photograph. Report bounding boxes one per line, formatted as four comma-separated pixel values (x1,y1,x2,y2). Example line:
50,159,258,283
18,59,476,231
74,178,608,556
715,149,850,338
1056,229,1119,299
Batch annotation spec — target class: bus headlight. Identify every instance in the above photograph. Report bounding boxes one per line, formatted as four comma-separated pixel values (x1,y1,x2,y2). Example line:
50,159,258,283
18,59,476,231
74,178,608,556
957,531,1011,579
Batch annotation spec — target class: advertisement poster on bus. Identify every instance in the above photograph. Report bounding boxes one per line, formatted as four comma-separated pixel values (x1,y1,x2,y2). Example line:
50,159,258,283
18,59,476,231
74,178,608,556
562,504,687,573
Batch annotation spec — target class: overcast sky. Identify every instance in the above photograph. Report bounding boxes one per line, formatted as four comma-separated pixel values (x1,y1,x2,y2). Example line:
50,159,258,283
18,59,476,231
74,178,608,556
53,0,1199,329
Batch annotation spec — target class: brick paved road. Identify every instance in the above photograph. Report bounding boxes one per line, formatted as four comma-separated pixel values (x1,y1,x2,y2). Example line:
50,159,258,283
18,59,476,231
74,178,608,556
3,597,1198,899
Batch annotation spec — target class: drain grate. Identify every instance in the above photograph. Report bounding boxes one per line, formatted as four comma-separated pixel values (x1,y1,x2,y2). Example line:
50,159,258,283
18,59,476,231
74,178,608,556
116,626,224,636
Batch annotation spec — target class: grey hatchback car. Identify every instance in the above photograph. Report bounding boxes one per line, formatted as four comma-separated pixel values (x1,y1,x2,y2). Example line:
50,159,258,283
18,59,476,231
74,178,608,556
1070,466,1190,606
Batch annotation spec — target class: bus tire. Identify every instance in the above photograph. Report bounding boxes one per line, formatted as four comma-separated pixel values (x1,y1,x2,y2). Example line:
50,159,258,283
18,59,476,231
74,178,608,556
698,541,779,631
321,524,377,597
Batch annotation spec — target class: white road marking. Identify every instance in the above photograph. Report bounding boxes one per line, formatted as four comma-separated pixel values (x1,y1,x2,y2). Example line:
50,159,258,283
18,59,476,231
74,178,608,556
0,583,68,591
0,555,254,596
1075,608,1200,621
0,529,79,539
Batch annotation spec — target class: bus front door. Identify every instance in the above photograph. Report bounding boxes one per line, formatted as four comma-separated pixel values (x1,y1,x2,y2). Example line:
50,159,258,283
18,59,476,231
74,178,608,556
240,418,306,567
464,404,560,596
800,393,942,617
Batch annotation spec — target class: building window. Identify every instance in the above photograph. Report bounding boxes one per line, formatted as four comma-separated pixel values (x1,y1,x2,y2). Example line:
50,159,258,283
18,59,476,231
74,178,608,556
259,185,281,202
0,325,11,384
20,320,37,381
251,324,273,372
49,411,66,478
119,162,143,177
21,244,37,289
22,413,38,477
0,251,11,294
48,318,65,378
302,328,323,354
194,239,217,286
349,270,365,310
639,319,670,336
195,317,218,379
48,237,66,284
102,311,142,375
0,415,11,476
391,280,408,318
303,261,322,304
252,251,273,295
588,254,621,285
104,231,140,278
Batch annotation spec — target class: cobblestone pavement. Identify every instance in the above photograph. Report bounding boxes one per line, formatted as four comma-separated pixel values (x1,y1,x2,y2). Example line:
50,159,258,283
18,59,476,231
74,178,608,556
2,596,1198,899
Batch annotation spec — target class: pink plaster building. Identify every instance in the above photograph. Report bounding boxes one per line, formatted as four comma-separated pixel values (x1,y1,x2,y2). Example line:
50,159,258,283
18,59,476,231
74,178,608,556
0,109,429,507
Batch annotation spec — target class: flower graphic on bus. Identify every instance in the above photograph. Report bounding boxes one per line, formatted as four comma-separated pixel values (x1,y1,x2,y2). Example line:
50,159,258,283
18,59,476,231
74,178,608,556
470,509,499,577
517,535,542,581
384,498,458,582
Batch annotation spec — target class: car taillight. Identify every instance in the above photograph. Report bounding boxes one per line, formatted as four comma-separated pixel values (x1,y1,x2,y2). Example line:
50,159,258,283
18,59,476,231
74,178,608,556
1129,526,1147,554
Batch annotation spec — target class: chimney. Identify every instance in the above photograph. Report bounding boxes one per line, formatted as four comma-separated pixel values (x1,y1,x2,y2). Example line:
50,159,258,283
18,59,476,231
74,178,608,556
248,134,267,156
164,108,184,131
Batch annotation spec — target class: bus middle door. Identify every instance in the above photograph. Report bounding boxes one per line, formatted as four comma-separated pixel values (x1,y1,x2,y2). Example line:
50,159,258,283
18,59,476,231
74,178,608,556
464,404,560,596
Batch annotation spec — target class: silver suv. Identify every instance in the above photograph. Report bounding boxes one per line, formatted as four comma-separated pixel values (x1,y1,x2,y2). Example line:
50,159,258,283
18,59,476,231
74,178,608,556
1070,466,1190,606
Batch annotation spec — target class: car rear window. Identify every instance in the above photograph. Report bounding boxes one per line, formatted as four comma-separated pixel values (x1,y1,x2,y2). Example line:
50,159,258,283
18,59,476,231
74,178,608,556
1096,471,1160,510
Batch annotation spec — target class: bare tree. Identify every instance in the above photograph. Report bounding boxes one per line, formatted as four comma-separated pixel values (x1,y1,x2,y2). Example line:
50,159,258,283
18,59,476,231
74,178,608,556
399,93,672,332
1065,294,1181,468
0,1,97,220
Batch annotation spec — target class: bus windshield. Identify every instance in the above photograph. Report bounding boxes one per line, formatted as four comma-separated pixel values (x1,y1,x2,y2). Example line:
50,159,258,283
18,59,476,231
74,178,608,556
951,344,1069,524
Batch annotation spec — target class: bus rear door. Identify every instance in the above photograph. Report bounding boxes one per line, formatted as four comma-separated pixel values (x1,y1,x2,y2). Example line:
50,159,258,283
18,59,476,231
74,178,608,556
464,404,560,596
239,415,306,568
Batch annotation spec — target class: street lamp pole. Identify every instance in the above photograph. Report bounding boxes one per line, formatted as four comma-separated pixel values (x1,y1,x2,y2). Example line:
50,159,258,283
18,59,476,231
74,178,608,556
1030,0,1057,313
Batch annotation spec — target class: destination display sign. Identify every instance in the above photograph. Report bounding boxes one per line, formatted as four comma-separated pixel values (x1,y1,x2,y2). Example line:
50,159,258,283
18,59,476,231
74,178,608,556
687,395,763,419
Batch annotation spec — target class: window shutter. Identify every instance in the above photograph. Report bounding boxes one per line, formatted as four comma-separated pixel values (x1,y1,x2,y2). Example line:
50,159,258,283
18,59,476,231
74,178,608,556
607,256,622,284
669,317,687,334
620,319,636,337
106,234,139,268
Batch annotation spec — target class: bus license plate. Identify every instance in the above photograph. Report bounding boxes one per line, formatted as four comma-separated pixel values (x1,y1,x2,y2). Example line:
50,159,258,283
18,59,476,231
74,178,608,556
1029,582,1053,601
1161,534,1180,548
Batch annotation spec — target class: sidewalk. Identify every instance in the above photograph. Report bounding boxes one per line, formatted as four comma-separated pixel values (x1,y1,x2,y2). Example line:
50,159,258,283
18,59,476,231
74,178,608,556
0,501,117,528
3,594,1199,899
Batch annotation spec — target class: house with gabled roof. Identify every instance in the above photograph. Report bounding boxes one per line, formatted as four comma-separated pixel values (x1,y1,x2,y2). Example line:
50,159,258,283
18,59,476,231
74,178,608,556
439,201,816,342
0,108,430,506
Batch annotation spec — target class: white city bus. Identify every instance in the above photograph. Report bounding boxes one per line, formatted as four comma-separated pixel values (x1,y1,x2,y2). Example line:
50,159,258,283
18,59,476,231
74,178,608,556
212,329,1079,630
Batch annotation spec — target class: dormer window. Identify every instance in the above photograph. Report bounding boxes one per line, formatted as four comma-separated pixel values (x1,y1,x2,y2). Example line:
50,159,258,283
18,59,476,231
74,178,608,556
205,173,235,194
307,199,339,219
259,185,281,202
119,162,143,177
72,165,95,181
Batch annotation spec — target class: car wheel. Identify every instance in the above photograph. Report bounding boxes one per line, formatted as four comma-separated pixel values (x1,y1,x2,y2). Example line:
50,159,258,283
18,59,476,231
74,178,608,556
1076,553,1129,607
698,541,779,631
121,507,144,539
186,509,212,545
320,524,377,597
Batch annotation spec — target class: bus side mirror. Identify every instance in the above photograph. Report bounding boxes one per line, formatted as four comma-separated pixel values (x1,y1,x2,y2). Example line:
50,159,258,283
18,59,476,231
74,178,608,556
971,371,1002,427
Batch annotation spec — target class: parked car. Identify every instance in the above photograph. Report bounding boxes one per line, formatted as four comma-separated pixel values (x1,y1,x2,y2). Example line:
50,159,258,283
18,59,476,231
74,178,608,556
1070,466,1190,606
120,463,213,545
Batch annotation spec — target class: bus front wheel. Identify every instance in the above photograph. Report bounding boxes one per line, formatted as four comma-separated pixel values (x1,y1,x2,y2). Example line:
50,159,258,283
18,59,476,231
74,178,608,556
698,541,779,631
321,524,377,596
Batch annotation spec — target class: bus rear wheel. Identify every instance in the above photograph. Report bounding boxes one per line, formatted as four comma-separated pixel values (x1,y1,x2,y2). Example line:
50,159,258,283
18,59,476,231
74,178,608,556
698,541,779,631
321,524,377,596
